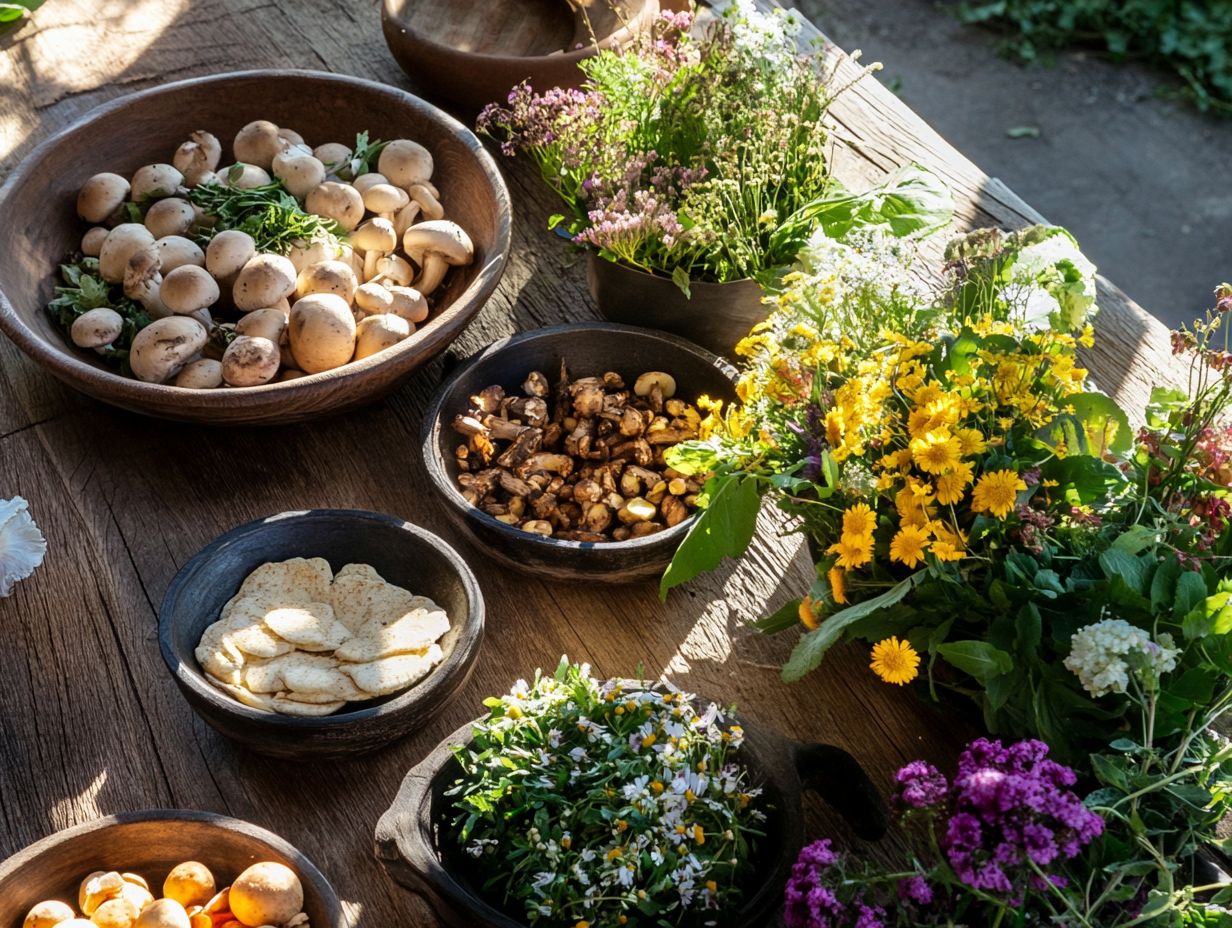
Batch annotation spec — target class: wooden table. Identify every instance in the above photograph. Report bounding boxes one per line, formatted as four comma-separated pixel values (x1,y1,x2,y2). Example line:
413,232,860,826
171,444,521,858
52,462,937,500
0,1,1188,924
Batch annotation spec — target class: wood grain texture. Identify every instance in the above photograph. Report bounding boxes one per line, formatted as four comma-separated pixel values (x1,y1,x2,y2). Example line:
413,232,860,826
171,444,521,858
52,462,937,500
0,0,1184,925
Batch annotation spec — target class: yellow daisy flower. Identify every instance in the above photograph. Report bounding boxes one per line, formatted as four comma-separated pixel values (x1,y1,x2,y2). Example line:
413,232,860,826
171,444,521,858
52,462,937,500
930,540,966,561
909,430,964,475
824,409,845,448
842,503,877,539
955,427,987,455
826,536,873,570
935,461,974,505
798,596,820,630
828,566,848,605
870,636,920,685
889,524,931,568
971,469,1028,518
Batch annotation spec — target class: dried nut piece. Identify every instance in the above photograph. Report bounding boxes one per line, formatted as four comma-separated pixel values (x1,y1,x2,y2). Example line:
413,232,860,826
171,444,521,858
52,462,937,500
23,900,75,928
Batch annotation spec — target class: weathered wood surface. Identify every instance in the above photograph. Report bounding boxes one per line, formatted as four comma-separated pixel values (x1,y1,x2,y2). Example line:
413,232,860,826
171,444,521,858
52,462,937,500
0,0,1185,924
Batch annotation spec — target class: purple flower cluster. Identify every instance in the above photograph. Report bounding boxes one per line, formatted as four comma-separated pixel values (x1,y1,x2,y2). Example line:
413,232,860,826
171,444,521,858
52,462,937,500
783,840,849,928
894,760,949,810
942,738,1103,899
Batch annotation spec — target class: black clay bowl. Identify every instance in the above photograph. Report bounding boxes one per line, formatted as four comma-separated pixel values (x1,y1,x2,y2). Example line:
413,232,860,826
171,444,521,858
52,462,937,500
0,69,510,425
159,509,484,760
0,810,342,928
421,322,738,583
375,703,887,928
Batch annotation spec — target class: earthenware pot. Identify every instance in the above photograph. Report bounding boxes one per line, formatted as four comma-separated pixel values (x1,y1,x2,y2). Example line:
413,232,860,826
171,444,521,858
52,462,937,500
0,810,342,928
421,322,737,583
375,704,886,928
0,69,511,425
382,0,662,111
159,509,484,759
587,254,769,359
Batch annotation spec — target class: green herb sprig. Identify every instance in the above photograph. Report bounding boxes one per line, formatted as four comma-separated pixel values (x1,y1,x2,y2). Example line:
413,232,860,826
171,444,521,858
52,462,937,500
47,258,150,372
187,179,345,255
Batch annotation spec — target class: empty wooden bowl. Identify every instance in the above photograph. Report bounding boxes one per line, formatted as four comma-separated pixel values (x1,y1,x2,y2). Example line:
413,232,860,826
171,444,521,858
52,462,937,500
0,809,342,927
0,69,511,425
381,0,663,111
375,692,887,928
421,322,738,583
158,509,485,759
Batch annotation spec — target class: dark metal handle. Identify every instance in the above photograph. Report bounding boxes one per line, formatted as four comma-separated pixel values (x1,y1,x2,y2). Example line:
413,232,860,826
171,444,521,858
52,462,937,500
792,742,888,841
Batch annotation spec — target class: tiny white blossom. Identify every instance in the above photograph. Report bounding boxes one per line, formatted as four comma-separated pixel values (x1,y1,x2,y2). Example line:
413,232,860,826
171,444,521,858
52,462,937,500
1064,618,1180,697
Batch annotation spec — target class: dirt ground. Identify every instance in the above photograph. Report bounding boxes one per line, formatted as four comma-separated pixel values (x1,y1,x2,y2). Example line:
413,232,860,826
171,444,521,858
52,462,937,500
792,0,1232,329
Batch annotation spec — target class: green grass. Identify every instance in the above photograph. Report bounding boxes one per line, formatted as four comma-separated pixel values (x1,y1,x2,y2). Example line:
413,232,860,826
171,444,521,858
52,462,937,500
957,0,1232,113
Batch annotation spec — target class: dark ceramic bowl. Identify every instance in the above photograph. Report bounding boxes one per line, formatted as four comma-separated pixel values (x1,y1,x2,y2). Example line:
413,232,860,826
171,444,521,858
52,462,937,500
375,698,887,928
381,0,662,112
0,69,511,425
159,509,484,759
587,254,769,359
421,322,738,583
0,810,342,928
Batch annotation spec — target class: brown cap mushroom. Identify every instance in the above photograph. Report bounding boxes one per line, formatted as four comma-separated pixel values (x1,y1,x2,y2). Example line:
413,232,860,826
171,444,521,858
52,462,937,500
130,164,184,202
129,316,208,383
81,226,110,257
156,235,206,273
354,313,412,360
205,229,257,284
77,173,130,224
98,223,155,283
144,197,196,239
272,151,327,200
233,120,287,170
173,131,222,187
402,220,474,296
377,139,433,187
305,181,364,231
295,259,358,303
232,253,297,312
162,265,221,315
222,335,281,386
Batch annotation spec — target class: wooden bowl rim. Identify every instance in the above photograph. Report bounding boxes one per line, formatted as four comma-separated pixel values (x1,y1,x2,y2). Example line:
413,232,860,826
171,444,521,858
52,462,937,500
420,321,738,553
0,68,512,414
380,0,660,69
157,508,486,730
0,808,344,927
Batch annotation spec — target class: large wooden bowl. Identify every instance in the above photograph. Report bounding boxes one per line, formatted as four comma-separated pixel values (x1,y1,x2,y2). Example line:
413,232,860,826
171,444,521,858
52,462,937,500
382,0,663,111
159,509,485,759
375,694,887,928
0,69,511,425
420,322,738,583
0,810,342,928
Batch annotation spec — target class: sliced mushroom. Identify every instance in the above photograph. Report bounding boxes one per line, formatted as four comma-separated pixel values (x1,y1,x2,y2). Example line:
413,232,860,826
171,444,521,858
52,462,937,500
77,173,130,224
402,220,474,296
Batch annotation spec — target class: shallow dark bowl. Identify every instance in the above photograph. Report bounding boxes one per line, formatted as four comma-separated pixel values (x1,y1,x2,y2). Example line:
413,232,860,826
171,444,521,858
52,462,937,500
381,0,662,112
0,69,511,425
374,691,887,928
158,509,484,759
0,810,342,928
588,254,770,359
421,322,738,583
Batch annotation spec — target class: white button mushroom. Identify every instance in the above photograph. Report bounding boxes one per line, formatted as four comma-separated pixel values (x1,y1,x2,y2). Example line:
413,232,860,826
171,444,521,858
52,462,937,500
232,253,297,312
222,335,281,386
361,183,410,221
172,130,222,187
205,229,257,285
144,197,196,238
295,259,357,303
406,183,444,220
371,253,413,287
133,898,190,928
350,218,398,280
387,285,429,323
220,163,273,189
354,281,394,317
123,245,170,319
235,307,288,343
130,164,184,202
22,899,75,928
351,172,388,195
128,316,208,383
174,358,223,389
155,235,206,273
98,223,155,283
377,139,433,187
393,199,422,239
402,220,474,296
71,307,124,349
233,120,287,170
277,126,306,148
305,181,364,231
313,141,352,174
354,312,411,360
81,226,110,257
272,150,327,200
287,236,341,274
91,896,140,928
228,862,303,928
77,173,130,224
289,292,357,373
161,265,221,315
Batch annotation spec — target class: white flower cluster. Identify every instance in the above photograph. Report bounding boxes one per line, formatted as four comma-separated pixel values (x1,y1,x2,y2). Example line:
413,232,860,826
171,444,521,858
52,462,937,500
459,666,764,924
1001,227,1098,332
1064,618,1180,697
725,0,803,69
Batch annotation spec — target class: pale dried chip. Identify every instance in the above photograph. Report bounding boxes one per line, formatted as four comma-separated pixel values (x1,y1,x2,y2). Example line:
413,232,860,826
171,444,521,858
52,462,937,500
270,696,346,716
329,563,389,633
237,557,333,604
196,621,246,685
208,679,276,713
279,659,365,701
225,617,295,659
262,602,349,651
276,689,355,705
335,607,450,663
242,658,283,694
340,645,444,697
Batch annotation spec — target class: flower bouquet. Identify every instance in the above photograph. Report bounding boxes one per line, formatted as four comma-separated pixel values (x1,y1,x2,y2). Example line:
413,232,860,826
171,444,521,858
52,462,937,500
476,3,950,352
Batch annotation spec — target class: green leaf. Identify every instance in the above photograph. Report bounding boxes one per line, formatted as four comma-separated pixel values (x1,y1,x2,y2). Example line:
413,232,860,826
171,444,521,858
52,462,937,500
1150,556,1181,611
934,640,1014,683
1005,125,1041,138
753,599,803,634
1099,548,1148,595
1175,570,1209,620
1184,589,1232,639
1041,392,1133,456
1090,752,1130,790
670,265,693,299
659,475,761,598
782,575,921,683
1112,524,1159,555
1166,667,1216,704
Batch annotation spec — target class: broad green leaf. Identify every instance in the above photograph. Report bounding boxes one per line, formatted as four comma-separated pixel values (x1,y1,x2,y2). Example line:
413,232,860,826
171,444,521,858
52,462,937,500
935,640,1014,683
670,265,693,299
753,598,803,634
1174,570,1209,620
782,575,921,683
1099,548,1148,595
659,475,761,598
1041,392,1133,456
1112,524,1159,555
1090,753,1130,790
1183,589,1232,639
1150,556,1181,611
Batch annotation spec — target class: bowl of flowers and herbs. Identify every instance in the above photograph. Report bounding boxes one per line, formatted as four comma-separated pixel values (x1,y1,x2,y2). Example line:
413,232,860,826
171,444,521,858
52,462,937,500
375,660,888,928
475,4,950,357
